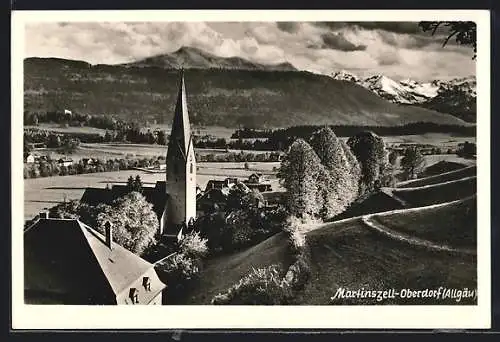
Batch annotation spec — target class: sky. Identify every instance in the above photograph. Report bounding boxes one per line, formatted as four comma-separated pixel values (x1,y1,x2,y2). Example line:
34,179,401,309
24,21,476,82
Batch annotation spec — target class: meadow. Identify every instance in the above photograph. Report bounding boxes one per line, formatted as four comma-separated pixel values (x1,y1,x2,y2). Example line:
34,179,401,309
23,162,282,221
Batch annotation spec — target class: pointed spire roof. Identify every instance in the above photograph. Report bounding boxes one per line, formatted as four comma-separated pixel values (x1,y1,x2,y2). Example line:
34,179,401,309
168,69,192,160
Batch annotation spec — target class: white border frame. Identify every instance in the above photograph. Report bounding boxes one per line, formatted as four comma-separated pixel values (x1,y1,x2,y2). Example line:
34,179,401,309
11,10,491,330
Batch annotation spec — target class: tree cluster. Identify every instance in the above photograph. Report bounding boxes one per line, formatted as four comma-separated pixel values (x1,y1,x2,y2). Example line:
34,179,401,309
456,141,476,158
278,127,362,220
196,188,287,254
347,131,390,192
229,123,476,151
155,231,209,303
23,155,165,179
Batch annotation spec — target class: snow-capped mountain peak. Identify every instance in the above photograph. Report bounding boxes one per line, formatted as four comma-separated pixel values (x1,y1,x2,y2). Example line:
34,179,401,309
361,74,431,104
330,70,476,107
331,70,361,83
329,70,477,122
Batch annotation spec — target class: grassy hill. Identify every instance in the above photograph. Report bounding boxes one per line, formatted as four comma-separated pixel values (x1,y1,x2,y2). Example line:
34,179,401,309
328,190,406,222
297,210,476,305
186,232,291,304
373,196,476,249
329,164,476,221
184,163,477,305
397,165,477,188
391,176,476,207
24,57,469,129
420,160,469,177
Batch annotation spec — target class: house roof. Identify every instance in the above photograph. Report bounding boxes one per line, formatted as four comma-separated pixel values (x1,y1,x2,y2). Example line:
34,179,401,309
262,191,286,203
80,184,168,221
24,218,166,304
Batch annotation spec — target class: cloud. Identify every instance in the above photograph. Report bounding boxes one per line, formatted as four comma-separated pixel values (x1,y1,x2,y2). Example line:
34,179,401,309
317,21,431,35
276,22,300,33
311,32,366,51
24,21,476,82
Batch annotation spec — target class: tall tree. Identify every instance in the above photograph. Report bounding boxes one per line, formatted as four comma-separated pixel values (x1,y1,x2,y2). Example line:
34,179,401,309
133,175,143,192
388,150,399,166
401,147,426,180
309,127,360,218
278,139,323,218
96,192,158,256
157,130,167,145
347,131,387,192
126,175,135,192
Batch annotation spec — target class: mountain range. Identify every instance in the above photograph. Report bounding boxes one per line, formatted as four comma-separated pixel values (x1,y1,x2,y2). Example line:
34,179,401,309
121,46,297,72
331,71,476,122
23,46,472,129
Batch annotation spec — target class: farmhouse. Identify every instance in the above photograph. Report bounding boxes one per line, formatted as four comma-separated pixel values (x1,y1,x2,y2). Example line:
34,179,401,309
24,213,166,305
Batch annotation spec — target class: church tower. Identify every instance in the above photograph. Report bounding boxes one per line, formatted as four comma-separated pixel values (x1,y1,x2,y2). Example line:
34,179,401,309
161,70,197,237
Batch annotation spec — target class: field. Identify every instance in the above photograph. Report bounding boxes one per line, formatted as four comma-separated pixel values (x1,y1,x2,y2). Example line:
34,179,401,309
25,123,237,139
380,133,476,148
397,165,476,188
23,162,282,221
296,217,476,305
391,176,476,207
373,196,476,249
25,124,108,135
29,142,280,163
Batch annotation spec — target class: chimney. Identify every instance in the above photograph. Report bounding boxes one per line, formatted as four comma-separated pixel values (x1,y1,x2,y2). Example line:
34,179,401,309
39,211,49,219
105,221,113,249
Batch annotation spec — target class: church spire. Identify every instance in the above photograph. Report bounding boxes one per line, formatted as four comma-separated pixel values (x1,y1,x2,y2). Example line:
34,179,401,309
168,69,192,161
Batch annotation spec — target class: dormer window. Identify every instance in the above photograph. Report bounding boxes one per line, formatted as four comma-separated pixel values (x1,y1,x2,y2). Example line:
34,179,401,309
190,163,193,174
129,287,139,304
143,277,151,291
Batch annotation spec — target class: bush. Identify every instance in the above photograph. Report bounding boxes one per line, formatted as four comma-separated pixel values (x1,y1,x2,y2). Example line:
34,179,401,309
283,249,312,291
211,265,292,305
156,252,203,302
282,215,315,254
180,231,209,259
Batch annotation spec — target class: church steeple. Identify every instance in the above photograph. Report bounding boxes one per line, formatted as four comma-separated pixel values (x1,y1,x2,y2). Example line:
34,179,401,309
162,69,197,237
168,69,192,162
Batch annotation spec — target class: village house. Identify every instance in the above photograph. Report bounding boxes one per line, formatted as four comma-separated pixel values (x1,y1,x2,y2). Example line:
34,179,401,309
81,158,94,166
25,153,35,164
196,187,231,216
243,173,272,192
262,191,286,208
204,178,238,192
24,213,166,305
57,157,74,167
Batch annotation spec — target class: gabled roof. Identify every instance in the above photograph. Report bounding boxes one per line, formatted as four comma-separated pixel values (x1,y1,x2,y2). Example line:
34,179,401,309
79,221,155,296
24,218,166,304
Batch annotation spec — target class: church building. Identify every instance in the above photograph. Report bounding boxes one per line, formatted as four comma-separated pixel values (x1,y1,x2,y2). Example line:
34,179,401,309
161,71,197,238
80,71,197,240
